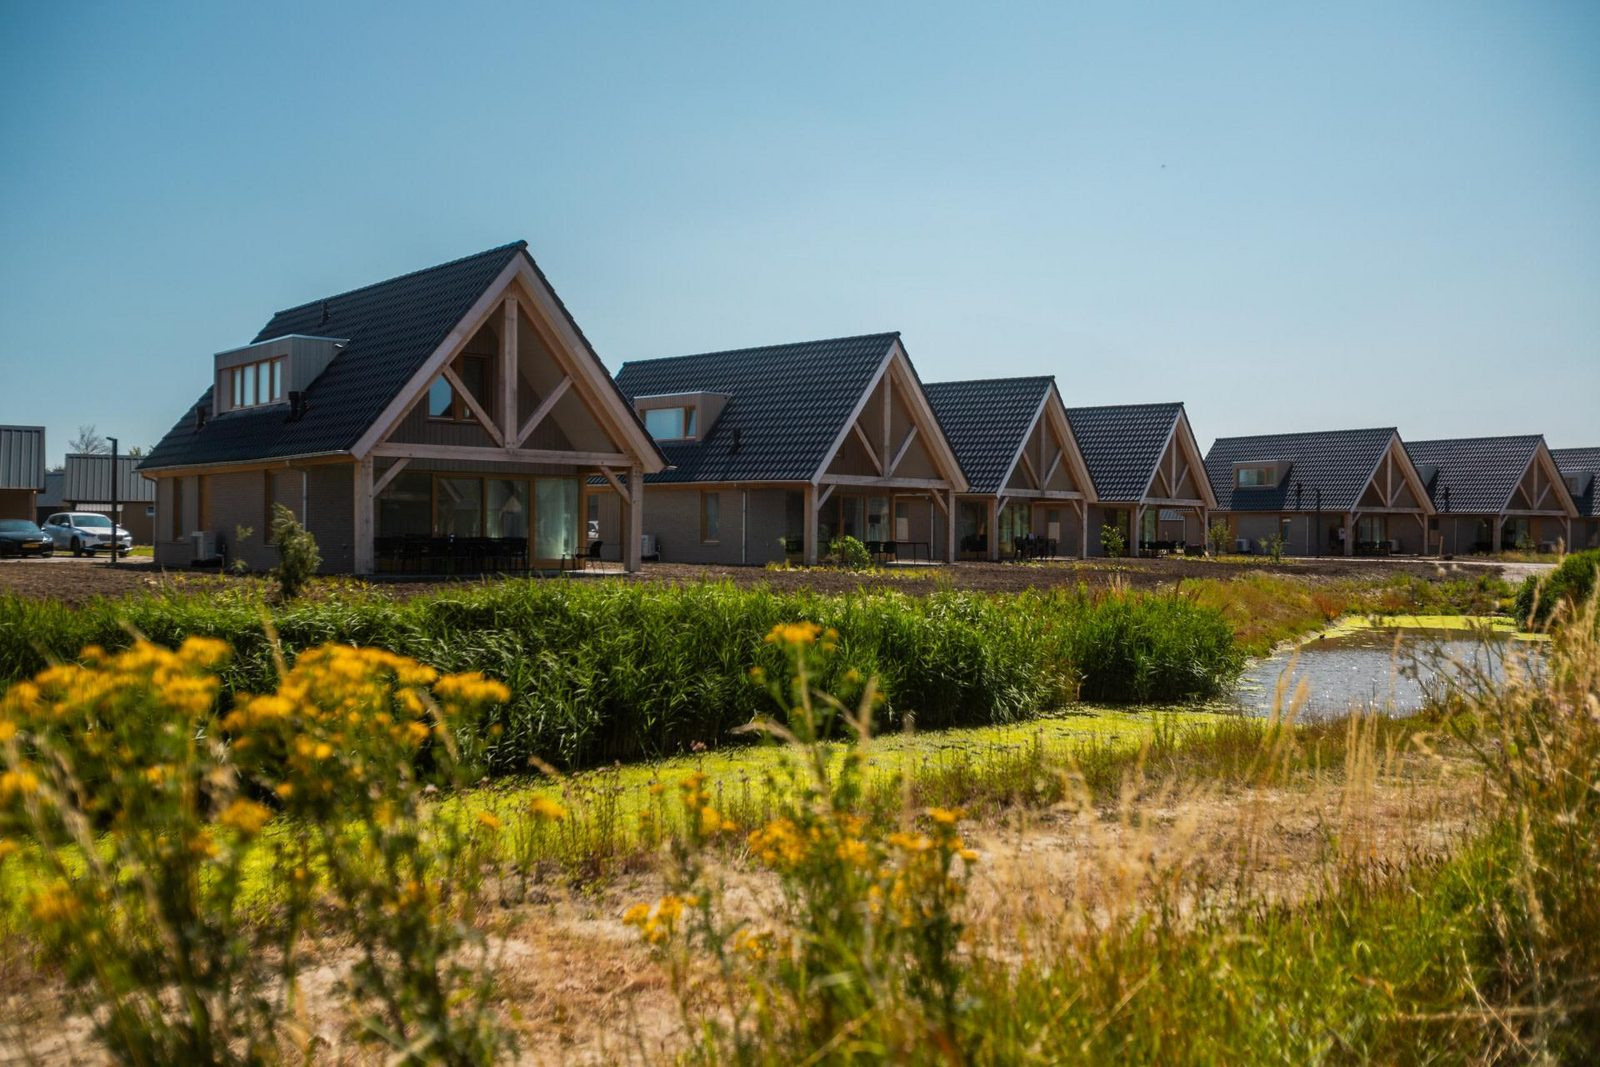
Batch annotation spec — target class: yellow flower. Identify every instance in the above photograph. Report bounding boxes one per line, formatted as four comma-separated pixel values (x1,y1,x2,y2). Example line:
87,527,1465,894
926,806,964,827
218,798,273,836
764,621,822,647
528,795,568,822
28,880,83,925
0,769,40,800
0,719,16,743
622,902,651,927
476,811,502,831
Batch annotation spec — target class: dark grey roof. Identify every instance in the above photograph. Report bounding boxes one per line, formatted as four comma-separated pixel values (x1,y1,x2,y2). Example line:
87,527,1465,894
1063,403,1184,502
613,333,900,484
137,242,662,473
1205,428,1398,512
1405,436,1550,514
1552,447,1600,519
924,377,1053,495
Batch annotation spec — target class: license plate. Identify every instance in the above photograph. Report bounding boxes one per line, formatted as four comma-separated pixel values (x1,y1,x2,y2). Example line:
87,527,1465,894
24,541,43,548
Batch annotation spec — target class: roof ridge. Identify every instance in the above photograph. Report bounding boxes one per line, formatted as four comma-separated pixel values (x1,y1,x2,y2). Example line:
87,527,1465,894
1211,426,1397,444
624,331,900,368
1065,401,1183,413
925,374,1056,388
1408,433,1544,447
269,240,527,317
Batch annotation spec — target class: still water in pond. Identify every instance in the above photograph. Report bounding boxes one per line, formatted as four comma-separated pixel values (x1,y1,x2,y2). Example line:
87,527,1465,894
1234,627,1533,720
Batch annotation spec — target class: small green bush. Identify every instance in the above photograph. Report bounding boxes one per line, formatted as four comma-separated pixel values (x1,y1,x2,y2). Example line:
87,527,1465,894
1099,523,1127,558
269,504,320,600
826,535,873,571
1206,521,1232,557
1514,548,1600,628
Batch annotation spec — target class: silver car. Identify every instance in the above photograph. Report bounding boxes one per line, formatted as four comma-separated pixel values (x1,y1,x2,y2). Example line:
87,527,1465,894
42,512,134,557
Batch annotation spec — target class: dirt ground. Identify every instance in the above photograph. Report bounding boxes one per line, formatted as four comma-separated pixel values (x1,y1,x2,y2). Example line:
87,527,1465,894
0,553,1520,605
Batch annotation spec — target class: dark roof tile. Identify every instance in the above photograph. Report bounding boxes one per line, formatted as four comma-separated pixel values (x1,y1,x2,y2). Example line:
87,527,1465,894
1551,447,1600,519
1405,436,1547,514
614,333,899,484
924,377,1054,495
1205,428,1398,512
1063,403,1184,501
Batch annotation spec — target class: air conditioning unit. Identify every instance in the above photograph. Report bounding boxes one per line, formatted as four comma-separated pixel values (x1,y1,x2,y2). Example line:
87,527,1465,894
1539,541,1556,554
1234,538,1251,554
191,531,218,562
1384,539,1400,553
640,533,659,561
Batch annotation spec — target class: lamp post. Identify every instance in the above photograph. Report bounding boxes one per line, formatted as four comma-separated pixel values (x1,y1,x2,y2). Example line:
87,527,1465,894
107,437,119,568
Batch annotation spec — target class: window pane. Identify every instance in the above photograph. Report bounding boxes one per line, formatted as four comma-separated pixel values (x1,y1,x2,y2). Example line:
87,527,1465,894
435,477,482,537
429,378,454,418
684,407,697,437
271,359,282,400
840,496,864,539
701,493,719,542
377,472,433,537
232,368,242,407
487,479,529,539
866,497,889,541
643,408,683,439
243,366,256,406
534,478,579,560
258,362,270,404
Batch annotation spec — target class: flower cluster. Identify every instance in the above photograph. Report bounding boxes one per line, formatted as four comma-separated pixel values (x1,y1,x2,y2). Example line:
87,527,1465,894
622,893,699,946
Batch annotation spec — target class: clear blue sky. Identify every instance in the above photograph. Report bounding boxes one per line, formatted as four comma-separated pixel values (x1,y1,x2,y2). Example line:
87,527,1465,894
2,2,1596,465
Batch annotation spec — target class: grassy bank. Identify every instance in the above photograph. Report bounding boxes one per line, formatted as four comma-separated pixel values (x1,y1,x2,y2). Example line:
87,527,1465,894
0,580,1241,770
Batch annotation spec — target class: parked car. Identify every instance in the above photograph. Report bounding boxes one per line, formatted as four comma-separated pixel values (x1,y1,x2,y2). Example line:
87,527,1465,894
41,512,134,557
0,518,55,558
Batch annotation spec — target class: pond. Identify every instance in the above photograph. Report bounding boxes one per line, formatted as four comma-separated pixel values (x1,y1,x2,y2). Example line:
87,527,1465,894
1234,618,1541,720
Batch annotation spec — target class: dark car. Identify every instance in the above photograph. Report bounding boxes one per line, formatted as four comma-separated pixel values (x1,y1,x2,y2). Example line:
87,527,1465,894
0,518,55,558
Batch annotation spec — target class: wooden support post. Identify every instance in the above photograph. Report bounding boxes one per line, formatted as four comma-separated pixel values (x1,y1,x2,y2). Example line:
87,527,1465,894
624,467,644,572
945,490,957,563
501,298,518,442
1344,512,1354,556
353,456,375,575
1079,500,1089,559
1492,513,1503,553
803,484,819,565
987,497,1000,561
1132,505,1142,557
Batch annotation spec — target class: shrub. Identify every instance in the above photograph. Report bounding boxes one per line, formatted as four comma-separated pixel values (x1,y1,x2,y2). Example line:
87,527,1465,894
269,503,320,599
825,534,873,571
1514,548,1600,628
1257,532,1286,562
1099,523,1127,558
1206,520,1233,557
0,583,1242,773
0,638,513,1064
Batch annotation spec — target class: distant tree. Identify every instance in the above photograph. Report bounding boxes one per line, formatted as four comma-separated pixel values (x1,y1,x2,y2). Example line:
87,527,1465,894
126,445,148,458
69,424,109,455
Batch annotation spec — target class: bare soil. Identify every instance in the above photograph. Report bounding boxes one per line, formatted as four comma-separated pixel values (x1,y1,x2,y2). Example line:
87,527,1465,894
0,554,1512,605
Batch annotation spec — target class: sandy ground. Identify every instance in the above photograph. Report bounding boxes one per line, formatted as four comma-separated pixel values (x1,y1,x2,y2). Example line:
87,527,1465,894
0,743,1482,1066
0,553,1526,605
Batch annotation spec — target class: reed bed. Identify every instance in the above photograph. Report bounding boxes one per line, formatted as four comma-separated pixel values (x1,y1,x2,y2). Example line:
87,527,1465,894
0,580,1240,771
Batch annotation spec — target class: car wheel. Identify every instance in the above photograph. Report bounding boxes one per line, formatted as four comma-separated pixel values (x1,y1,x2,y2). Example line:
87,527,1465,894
71,538,83,558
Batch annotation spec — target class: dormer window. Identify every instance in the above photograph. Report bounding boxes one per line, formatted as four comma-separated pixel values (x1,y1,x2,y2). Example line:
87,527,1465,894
1567,474,1590,497
644,406,697,441
229,357,285,409
1235,465,1278,488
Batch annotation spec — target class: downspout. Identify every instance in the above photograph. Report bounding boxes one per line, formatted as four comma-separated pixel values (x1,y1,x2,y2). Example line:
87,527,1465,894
741,490,748,565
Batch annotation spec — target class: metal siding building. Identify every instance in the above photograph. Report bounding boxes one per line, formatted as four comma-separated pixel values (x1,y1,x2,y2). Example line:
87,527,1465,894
0,425,47,521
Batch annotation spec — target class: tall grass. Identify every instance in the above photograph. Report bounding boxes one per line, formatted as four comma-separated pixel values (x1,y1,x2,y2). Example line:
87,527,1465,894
0,581,1241,771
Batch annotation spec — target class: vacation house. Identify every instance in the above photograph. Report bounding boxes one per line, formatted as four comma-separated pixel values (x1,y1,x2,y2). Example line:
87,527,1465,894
923,377,1096,559
1062,403,1215,555
601,333,969,565
1205,428,1433,556
0,426,46,521
1551,448,1600,550
138,242,665,574
1405,436,1577,555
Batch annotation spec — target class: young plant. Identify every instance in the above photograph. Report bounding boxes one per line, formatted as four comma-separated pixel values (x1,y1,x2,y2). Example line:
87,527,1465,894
268,503,320,599
825,534,873,571
623,621,979,1059
1099,522,1127,558
1206,519,1233,557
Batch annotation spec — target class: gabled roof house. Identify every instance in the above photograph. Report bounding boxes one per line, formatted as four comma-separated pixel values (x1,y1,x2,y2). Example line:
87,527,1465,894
925,377,1096,559
139,242,665,573
1063,403,1216,555
605,333,968,565
1205,428,1433,556
0,425,46,522
1407,436,1577,554
1551,448,1600,550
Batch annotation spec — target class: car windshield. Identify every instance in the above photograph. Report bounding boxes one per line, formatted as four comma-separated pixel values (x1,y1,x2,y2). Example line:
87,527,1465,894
74,515,114,529
0,519,39,533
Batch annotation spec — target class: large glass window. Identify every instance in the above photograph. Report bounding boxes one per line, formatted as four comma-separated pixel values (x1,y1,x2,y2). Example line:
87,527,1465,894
1236,466,1276,487
488,479,529,539
865,497,889,542
643,407,688,440
1358,516,1386,543
700,492,720,543
435,478,482,537
227,357,284,409
378,472,432,536
534,478,579,561
428,379,454,418
840,496,865,540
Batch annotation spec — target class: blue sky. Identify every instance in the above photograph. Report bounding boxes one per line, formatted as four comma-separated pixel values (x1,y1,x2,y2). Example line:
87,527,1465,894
2,2,1596,464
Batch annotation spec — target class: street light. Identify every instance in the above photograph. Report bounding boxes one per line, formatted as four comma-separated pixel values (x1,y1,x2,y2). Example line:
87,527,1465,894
107,437,119,568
